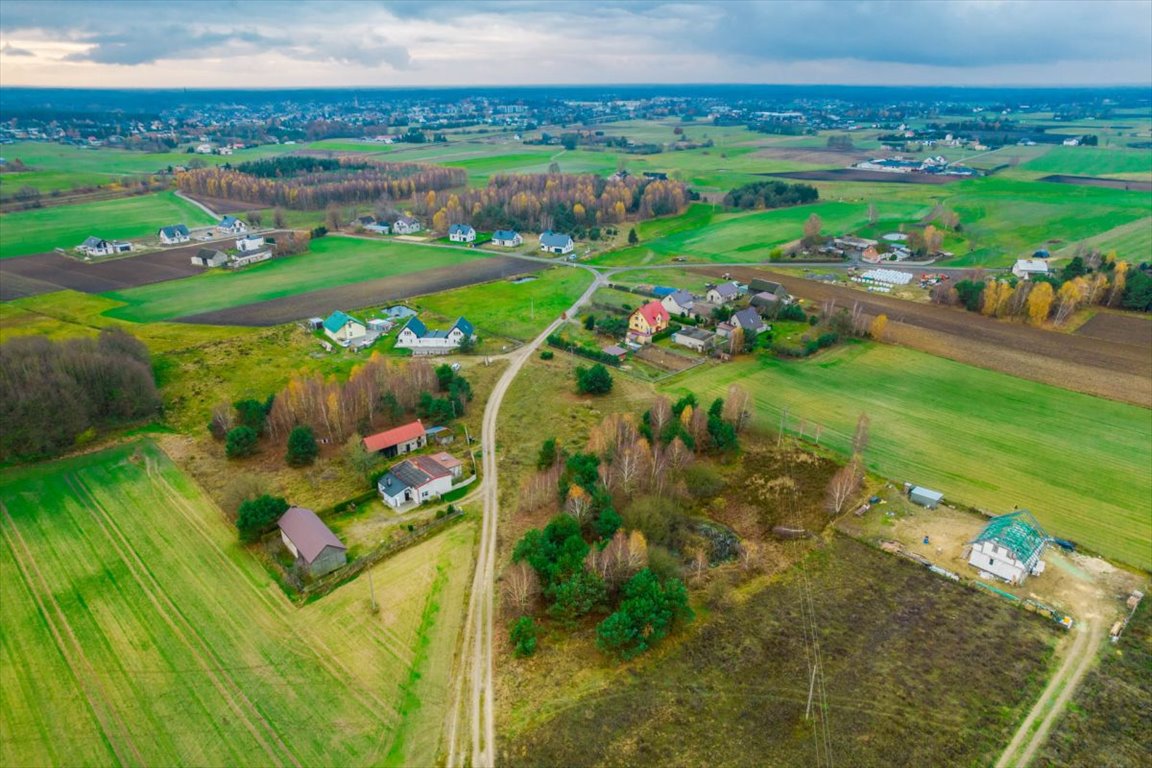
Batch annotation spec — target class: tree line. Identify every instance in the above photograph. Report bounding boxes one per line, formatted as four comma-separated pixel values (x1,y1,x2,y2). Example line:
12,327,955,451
0,329,161,460
723,180,819,210
176,159,466,210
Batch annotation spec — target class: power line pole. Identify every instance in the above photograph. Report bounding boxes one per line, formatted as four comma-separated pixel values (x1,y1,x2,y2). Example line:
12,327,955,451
464,423,478,476
368,570,377,613
778,406,788,446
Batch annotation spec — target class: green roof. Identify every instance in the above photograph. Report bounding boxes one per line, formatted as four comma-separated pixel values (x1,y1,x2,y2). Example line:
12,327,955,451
973,510,1048,564
323,310,362,333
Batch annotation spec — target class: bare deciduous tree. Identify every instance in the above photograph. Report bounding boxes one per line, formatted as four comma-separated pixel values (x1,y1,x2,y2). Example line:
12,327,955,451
825,457,863,516
502,562,540,615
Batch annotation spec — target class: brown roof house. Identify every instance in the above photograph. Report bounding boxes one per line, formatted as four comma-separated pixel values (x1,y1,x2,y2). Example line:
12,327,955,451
277,506,347,577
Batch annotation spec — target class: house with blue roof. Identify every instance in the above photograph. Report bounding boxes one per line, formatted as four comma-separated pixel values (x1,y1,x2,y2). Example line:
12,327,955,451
492,230,523,247
395,316,475,355
158,224,190,245
449,223,477,243
217,215,248,235
323,310,367,346
539,231,574,255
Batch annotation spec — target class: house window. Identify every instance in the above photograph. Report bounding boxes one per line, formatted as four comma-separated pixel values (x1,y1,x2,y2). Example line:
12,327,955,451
989,557,994,565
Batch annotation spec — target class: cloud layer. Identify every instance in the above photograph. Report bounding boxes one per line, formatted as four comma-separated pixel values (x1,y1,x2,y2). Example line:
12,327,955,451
1,0,1149,87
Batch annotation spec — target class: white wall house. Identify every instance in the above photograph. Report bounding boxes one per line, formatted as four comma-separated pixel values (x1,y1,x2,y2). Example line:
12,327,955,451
492,229,523,247
323,311,367,346
393,216,423,235
236,235,266,252
448,224,476,243
1012,259,1049,280
395,316,475,355
539,231,574,255
967,510,1048,585
158,224,190,245
217,216,248,235
377,455,457,509
706,282,741,304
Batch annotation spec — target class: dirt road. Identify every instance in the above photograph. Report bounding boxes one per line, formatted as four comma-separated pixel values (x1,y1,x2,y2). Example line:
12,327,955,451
445,265,604,768
995,618,1103,767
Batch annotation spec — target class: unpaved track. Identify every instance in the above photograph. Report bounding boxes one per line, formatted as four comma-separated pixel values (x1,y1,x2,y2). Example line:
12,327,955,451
446,266,603,768
995,618,1102,767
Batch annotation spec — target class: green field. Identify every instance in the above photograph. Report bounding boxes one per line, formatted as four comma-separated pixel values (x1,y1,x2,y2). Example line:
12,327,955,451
0,191,217,258
0,441,475,767
103,237,497,322
413,266,594,341
1020,146,1152,179
1054,216,1152,263
662,343,1152,569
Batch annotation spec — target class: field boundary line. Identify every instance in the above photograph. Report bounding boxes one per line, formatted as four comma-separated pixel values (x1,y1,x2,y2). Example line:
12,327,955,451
0,502,144,768
66,474,302,768
142,452,406,721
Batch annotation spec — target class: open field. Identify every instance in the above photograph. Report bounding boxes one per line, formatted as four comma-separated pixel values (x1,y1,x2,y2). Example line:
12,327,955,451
769,169,967,184
1020,146,1152,180
102,236,501,323
0,191,218,259
0,441,475,768
502,535,1057,768
1073,311,1152,347
412,266,594,341
671,265,1152,407
1039,174,1152,192
661,343,1152,569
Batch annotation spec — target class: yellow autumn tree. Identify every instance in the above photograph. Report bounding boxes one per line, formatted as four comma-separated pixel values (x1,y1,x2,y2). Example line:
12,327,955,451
1027,281,1054,324
869,314,888,341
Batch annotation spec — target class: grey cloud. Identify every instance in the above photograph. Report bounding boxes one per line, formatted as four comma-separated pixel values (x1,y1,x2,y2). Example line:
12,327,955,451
1,43,35,56
64,28,286,65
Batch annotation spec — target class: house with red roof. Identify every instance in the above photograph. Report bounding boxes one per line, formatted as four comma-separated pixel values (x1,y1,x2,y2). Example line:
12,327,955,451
362,420,427,458
626,300,670,345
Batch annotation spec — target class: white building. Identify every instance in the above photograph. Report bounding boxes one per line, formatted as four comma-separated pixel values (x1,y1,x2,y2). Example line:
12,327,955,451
393,216,423,235
236,235,266,252
492,229,523,247
706,282,741,304
1012,259,1050,280
322,311,367,346
158,224,190,244
75,236,132,257
967,510,1048,586
661,290,696,317
395,316,475,355
217,216,248,235
377,454,460,509
448,223,476,243
539,231,574,255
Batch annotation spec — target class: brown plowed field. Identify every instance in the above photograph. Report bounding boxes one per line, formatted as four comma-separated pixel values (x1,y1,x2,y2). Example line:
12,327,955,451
693,266,1152,408
0,231,293,301
1040,175,1152,192
175,257,548,326
181,194,267,213
1074,312,1152,348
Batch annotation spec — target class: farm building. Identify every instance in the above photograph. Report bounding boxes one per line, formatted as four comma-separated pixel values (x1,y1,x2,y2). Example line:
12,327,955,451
627,300,670,345
909,486,944,509
323,310,367,346
236,235,266,252
492,229,523,247
158,224,190,244
377,453,461,509
449,224,477,243
602,344,628,362
706,282,742,304
393,216,423,235
363,221,391,234
362,420,426,458
1012,259,1050,280
277,506,347,578
661,290,697,317
672,327,716,353
539,231,574,255
967,510,1049,585
424,425,455,445
217,215,248,235
191,248,228,267
748,279,790,303
228,250,272,268
395,316,475,355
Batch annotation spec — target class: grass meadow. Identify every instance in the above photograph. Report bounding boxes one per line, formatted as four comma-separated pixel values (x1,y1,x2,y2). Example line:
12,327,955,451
662,343,1152,569
412,266,594,341
0,191,217,258
0,441,475,768
103,237,497,322
1019,145,1152,179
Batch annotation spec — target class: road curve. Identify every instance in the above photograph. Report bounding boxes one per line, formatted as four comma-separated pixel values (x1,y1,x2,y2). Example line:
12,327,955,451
446,266,605,768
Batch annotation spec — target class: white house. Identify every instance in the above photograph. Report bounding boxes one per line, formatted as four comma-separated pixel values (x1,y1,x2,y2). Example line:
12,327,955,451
377,454,459,509
539,231,574,255
730,307,766,334
661,290,696,318
967,510,1048,585
158,224,190,245
75,236,132,257
706,282,742,304
492,229,523,247
393,216,423,235
395,316,475,355
217,216,248,235
322,310,367,346
1012,259,1050,280
448,223,476,243
236,235,266,253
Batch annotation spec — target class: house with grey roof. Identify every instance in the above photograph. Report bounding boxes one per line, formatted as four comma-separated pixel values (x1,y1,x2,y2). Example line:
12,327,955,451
672,326,716,353
191,248,229,267
731,307,766,334
378,454,460,509
393,216,423,235
395,316,475,355
539,231,574,255
449,223,476,243
277,506,347,577
706,281,742,304
661,290,697,318
158,224,190,245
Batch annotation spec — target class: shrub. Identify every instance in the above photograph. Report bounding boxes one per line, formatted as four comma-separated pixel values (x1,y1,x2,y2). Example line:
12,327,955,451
539,350,554,360
510,616,538,657
225,426,259,458
575,364,613,395
596,569,693,659
236,494,289,542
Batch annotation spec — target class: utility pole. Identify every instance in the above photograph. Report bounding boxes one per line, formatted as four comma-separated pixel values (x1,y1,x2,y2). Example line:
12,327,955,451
368,570,377,613
778,406,788,446
464,424,478,476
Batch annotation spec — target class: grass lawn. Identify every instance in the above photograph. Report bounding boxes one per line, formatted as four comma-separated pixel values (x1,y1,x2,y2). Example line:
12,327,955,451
412,266,594,341
0,191,217,258
103,237,497,323
0,441,475,768
503,535,1056,768
662,343,1152,569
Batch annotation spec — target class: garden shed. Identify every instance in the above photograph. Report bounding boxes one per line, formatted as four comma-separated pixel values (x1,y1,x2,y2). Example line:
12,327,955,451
909,486,944,509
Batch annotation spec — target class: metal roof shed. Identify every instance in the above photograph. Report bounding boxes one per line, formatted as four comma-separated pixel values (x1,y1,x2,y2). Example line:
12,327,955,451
909,486,944,509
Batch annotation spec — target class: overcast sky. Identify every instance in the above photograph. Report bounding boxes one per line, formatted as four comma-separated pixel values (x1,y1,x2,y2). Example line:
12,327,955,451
1,0,1150,88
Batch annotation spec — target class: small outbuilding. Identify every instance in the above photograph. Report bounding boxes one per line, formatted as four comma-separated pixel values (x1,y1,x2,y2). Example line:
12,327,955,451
191,248,229,267
362,420,427,457
908,485,944,509
277,506,347,578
